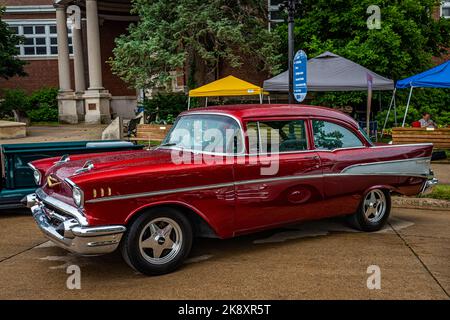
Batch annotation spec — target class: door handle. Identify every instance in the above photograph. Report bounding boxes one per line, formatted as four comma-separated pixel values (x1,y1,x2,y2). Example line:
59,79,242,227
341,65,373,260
305,156,320,168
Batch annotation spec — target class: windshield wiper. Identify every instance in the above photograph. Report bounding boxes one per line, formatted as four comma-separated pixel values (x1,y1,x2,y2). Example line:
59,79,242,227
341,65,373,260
160,142,178,147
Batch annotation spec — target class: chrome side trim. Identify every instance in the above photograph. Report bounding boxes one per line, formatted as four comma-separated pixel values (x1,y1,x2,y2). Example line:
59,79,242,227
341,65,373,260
86,171,428,204
369,143,433,149
87,182,236,203
36,188,88,226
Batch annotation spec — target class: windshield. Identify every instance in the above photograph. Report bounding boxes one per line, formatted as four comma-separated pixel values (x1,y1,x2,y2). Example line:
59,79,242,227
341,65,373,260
162,114,244,154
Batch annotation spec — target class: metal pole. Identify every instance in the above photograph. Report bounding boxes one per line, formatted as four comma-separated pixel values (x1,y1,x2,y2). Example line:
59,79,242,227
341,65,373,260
287,0,295,104
381,88,396,138
187,97,191,110
402,86,414,127
393,94,397,126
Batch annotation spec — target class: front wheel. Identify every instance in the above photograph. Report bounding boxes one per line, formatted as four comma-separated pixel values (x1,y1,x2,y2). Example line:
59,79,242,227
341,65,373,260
347,188,391,232
120,207,193,275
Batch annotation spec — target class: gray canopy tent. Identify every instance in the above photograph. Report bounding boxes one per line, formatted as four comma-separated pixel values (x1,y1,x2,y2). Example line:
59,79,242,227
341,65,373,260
263,52,395,138
263,52,394,92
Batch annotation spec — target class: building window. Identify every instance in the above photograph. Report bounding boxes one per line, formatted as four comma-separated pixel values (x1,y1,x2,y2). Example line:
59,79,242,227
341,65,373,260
442,1,450,18
7,20,73,57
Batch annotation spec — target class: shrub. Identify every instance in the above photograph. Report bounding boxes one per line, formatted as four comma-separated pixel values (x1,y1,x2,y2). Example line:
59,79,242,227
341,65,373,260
376,88,450,129
0,88,29,115
143,92,188,124
0,87,58,123
27,102,58,122
28,87,58,109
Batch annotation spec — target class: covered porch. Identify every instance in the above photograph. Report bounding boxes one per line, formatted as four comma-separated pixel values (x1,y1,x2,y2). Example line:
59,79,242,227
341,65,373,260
53,0,137,124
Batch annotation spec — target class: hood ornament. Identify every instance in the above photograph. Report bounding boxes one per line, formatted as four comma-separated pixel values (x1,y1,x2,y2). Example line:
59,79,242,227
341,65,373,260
75,160,94,174
47,175,61,188
55,154,70,165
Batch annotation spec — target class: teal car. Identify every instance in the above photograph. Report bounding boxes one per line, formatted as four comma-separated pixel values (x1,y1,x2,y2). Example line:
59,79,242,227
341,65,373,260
0,140,143,209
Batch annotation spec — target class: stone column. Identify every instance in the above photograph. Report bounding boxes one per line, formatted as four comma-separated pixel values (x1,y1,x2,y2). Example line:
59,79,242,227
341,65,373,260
56,6,71,92
72,27,86,93
55,5,77,124
67,5,86,122
83,0,111,124
86,0,103,90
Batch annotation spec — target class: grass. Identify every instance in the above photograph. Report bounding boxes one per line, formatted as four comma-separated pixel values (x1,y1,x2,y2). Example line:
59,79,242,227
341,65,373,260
421,184,450,201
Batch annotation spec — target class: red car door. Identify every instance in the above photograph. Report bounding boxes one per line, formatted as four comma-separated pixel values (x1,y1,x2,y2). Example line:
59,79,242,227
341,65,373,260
310,119,370,216
233,118,324,235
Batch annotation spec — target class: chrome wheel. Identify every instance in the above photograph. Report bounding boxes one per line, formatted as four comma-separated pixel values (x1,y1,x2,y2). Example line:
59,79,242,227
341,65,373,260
139,217,183,265
363,189,386,223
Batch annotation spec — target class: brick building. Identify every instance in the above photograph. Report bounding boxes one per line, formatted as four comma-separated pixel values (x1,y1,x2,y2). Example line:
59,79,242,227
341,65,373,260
1,0,139,123
1,1,449,124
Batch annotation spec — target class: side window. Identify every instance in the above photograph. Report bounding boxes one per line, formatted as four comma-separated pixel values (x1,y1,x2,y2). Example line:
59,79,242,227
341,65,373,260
312,120,363,150
246,120,308,153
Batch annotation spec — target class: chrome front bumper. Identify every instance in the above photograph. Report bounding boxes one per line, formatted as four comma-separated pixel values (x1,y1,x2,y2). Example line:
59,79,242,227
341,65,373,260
25,192,126,256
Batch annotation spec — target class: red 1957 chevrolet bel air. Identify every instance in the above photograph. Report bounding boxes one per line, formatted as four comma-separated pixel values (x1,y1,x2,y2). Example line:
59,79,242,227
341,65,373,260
25,104,437,275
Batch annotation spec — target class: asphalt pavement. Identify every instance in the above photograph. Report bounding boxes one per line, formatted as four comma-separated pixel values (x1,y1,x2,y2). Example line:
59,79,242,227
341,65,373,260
0,207,448,300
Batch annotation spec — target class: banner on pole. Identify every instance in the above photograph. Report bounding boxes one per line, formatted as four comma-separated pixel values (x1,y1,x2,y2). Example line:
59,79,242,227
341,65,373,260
293,50,308,103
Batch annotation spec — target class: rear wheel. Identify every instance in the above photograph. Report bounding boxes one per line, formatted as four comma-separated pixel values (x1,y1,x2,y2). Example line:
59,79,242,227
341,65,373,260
120,207,193,275
348,188,391,232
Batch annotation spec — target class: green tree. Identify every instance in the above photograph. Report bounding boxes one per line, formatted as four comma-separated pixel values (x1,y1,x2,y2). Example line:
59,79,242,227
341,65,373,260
109,0,282,91
274,0,450,127
0,7,26,79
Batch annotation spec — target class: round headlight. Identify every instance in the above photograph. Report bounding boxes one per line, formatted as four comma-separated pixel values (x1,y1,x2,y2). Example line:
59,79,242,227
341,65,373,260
33,170,41,185
72,187,84,207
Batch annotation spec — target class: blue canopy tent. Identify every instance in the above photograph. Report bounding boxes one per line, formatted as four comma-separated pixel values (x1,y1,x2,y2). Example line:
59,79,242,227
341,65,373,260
382,61,450,131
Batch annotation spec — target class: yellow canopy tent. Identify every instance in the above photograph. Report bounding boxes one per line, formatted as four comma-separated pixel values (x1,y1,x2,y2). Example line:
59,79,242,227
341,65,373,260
188,75,268,109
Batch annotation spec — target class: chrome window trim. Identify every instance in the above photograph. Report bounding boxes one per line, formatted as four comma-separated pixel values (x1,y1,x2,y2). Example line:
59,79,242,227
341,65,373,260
36,188,88,226
158,112,246,155
246,118,310,155
311,119,365,151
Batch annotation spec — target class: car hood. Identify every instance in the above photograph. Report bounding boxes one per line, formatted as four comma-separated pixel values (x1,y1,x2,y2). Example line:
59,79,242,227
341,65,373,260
47,148,177,181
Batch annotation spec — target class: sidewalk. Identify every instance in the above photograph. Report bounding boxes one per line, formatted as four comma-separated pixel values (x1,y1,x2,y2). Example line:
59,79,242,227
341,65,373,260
432,163,450,185
0,124,107,145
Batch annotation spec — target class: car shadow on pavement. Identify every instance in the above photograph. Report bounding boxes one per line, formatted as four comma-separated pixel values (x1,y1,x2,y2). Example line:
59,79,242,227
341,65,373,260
33,216,413,277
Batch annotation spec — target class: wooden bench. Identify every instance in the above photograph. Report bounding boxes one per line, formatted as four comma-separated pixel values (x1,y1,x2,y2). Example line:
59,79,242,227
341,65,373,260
128,124,172,144
392,127,450,149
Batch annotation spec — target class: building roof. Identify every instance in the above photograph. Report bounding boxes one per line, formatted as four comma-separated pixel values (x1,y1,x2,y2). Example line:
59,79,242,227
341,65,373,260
182,104,359,128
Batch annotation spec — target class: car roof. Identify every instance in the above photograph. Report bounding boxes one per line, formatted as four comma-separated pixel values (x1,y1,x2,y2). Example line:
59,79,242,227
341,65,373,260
181,104,359,128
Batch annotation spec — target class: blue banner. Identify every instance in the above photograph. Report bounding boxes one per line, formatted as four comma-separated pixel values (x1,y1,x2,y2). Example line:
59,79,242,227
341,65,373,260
293,50,308,103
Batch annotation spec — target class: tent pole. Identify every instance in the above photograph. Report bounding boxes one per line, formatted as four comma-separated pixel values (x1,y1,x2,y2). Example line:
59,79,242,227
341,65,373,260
187,97,191,110
402,86,414,127
268,95,271,104
205,97,208,107
381,88,396,138
393,94,397,126
259,93,263,104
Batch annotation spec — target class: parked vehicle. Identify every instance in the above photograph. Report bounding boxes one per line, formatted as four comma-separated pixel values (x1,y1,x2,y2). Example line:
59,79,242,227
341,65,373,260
0,140,143,209
25,105,437,275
